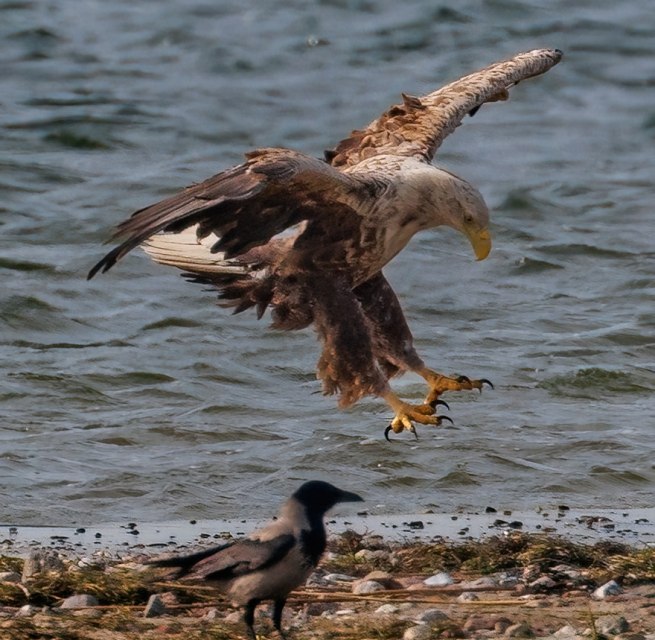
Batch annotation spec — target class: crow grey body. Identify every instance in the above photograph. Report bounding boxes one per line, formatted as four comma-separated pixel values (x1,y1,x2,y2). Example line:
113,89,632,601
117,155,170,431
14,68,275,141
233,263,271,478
148,481,363,639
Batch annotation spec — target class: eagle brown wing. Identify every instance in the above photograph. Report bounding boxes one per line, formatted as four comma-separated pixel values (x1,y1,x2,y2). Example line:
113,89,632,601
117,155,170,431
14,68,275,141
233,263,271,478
326,48,562,168
87,148,368,279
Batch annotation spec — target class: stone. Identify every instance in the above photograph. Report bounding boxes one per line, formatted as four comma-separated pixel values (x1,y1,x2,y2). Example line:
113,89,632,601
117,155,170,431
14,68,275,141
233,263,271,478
0,572,21,583
423,571,453,587
21,551,65,580
60,594,99,609
457,591,480,602
505,621,534,637
363,570,402,589
417,608,450,623
323,572,356,583
143,594,166,618
403,624,432,640
203,608,220,621
352,579,385,594
354,549,389,562
460,575,498,589
553,624,579,638
15,604,39,617
592,579,622,599
596,615,629,635
306,601,339,616
529,575,558,591
375,604,399,615
464,614,513,632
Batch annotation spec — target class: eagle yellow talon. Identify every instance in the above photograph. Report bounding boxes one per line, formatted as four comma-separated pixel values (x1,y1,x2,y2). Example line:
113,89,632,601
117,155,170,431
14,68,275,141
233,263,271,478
383,395,453,441
421,369,493,406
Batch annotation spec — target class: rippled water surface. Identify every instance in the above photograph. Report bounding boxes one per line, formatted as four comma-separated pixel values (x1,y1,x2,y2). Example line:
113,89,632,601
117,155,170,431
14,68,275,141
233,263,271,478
1,0,654,525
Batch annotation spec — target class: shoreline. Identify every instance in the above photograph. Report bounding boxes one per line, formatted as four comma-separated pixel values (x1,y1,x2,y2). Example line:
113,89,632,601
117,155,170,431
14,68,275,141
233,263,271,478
3,505,654,557
1,510,654,639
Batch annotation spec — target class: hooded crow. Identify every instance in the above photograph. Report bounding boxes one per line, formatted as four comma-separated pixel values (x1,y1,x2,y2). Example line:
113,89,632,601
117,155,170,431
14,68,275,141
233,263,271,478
148,480,363,639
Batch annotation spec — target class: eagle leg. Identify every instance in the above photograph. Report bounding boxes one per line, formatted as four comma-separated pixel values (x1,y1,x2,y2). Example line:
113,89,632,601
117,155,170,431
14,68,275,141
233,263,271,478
382,389,453,439
419,369,494,406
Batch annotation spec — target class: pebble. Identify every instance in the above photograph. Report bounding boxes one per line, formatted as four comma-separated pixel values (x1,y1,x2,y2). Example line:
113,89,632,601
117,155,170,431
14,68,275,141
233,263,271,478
323,572,356,583
202,608,220,621
21,550,65,580
354,549,390,562
464,614,512,632
592,579,623,599
457,591,480,602
60,594,99,609
15,604,40,618
460,575,498,589
143,594,166,618
417,608,450,623
596,615,629,635
375,604,399,615
553,624,579,638
0,571,21,583
529,575,558,591
505,621,534,637
403,624,432,640
423,571,453,587
352,579,385,594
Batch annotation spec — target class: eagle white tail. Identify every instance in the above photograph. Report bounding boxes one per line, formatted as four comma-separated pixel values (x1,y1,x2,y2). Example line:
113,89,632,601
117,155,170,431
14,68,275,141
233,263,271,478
142,227,248,276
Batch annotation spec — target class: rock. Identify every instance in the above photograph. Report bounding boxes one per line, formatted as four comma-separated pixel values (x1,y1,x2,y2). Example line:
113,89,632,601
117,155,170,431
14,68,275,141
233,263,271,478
375,604,399,615
592,579,622,599
457,591,480,602
423,571,453,587
363,570,402,589
15,604,40,617
0,571,21,583
306,601,339,617
21,551,65,580
203,608,220,621
460,575,498,589
354,549,390,563
464,614,512,632
60,594,99,609
417,608,450,623
403,624,432,640
505,621,534,637
143,594,166,618
352,579,385,594
553,624,579,638
596,615,629,635
224,610,242,624
529,575,558,591
323,572,356,583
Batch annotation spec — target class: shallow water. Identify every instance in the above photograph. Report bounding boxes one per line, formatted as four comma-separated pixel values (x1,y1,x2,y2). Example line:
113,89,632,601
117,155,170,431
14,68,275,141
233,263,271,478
1,0,654,525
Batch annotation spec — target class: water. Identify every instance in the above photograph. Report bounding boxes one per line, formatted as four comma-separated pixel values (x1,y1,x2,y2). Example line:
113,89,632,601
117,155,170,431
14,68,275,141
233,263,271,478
1,0,654,526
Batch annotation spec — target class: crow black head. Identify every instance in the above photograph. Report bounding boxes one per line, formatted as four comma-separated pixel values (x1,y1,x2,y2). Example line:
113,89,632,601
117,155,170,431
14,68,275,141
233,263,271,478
292,480,363,515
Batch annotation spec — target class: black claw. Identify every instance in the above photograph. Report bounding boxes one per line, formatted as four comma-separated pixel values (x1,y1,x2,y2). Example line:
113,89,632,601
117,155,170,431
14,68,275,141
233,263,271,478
438,415,454,425
480,378,494,390
456,375,471,384
384,425,394,442
410,425,418,441
429,398,450,411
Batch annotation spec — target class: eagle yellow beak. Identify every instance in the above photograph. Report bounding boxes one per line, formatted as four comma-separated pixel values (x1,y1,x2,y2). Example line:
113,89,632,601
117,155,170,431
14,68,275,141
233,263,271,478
466,227,492,261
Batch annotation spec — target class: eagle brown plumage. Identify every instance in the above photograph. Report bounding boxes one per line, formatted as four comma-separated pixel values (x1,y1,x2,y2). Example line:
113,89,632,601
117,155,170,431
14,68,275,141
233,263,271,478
89,49,562,439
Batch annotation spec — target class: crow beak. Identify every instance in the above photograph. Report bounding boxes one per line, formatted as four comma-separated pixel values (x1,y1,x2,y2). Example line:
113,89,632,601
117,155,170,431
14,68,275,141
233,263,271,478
337,489,364,503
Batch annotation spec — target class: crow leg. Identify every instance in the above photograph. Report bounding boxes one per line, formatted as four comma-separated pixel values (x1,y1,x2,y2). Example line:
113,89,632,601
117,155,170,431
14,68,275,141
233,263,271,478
243,600,259,640
272,598,288,639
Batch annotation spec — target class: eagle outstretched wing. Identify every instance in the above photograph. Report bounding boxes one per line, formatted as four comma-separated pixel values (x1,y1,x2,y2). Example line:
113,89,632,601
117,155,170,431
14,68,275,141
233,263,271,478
325,48,562,168
88,149,367,279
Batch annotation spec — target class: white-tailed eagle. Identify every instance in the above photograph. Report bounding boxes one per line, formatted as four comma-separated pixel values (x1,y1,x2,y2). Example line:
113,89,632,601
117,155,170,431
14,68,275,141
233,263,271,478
89,49,562,439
